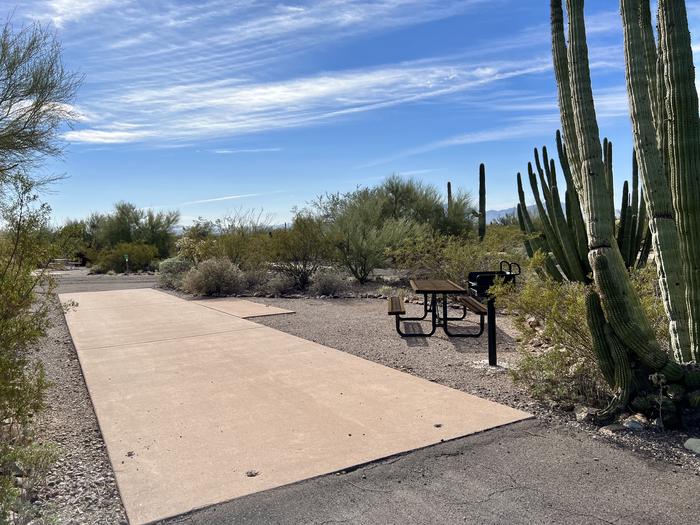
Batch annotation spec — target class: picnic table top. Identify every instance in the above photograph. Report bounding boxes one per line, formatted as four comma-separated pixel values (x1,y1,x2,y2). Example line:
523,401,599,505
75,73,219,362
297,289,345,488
409,279,468,294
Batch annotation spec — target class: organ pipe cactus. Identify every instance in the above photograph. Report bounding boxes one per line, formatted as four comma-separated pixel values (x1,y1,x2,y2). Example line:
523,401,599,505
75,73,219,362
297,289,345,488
478,164,486,241
544,0,700,422
516,134,650,281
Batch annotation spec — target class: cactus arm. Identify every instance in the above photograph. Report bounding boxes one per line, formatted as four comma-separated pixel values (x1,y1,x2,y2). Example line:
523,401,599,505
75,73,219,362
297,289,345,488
628,151,640,265
518,173,564,280
634,188,648,264
636,226,652,269
658,0,700,362
556,130,589,266
527,162,578,280
621,0,691,362
478,163,486,241
564,0,673,374
617,181,629,250
604,139,616,230
547,159,589,281
639,0,660,131
551,0,582,193
586,290,616,388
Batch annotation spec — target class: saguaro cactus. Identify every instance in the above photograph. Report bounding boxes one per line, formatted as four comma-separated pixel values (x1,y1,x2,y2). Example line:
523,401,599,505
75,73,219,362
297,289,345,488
478,164,486,241
545,0,700,421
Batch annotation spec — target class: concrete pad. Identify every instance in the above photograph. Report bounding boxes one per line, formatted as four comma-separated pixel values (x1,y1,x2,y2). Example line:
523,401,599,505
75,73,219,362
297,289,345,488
62,289,531,525
192,297,294,318
60,289,261,351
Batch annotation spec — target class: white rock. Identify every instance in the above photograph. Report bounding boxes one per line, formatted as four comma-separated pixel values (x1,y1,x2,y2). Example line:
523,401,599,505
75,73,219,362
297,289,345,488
683,438,700,455
599,424,625,436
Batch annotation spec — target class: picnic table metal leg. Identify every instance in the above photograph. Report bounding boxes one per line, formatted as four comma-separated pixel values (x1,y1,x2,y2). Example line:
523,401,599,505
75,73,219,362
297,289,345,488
400,293,431,321
441,293,485,338
487,297,497,366
395,293,437,337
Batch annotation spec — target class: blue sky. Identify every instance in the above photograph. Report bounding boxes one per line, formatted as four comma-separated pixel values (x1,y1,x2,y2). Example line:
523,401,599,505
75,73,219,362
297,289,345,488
11,0,700,226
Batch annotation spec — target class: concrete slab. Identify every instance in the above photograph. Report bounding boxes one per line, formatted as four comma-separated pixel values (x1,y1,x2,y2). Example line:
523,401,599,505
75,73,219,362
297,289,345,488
61,289,531,525
60,290,261,351
192,297,294,318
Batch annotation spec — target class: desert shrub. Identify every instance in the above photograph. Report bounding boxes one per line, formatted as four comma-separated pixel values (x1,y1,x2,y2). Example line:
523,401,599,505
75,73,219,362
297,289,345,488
377,175,475,235
157,257,194,289
181,258,244,296
310,270,347,296
96,242,158,273
392,225,525,284
270,213,331,290
89,202,179,258
266,274,297,296
242,269,269,293
496,260,669,407
328,191,430,283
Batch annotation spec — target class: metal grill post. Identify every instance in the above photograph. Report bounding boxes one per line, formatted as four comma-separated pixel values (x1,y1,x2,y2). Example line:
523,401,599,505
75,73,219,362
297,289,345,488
487,297,497,366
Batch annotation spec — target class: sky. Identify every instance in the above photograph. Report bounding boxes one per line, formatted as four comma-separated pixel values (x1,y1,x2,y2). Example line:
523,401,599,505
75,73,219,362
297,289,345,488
9,0,700,226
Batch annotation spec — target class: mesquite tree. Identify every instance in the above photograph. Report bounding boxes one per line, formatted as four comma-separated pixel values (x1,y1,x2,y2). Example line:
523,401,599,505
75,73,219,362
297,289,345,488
549,0,700,424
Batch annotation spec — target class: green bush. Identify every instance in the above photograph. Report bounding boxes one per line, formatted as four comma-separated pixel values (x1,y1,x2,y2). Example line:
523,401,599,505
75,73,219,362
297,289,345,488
329,192,430,283
266,274,297,296
181,258,244,296
0,175,59,520
496,262,669,407
310,270,347,296
96,242,158,273
157,257,194,289
270,213,331,290
392,225,526,285
242,269,269,293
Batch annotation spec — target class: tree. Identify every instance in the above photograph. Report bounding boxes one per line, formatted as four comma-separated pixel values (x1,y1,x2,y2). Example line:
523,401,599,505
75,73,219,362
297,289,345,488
0,20,79,519
0,22,79,177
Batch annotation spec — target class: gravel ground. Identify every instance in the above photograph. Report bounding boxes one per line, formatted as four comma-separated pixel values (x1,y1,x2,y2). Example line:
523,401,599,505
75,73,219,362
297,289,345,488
27,282,700,523
31,298,128,524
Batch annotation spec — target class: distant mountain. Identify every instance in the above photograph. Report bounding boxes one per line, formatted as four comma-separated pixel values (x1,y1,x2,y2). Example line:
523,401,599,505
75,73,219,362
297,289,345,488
485,205,537,224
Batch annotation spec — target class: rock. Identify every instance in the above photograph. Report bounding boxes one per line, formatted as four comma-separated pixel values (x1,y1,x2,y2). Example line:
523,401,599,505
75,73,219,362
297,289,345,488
622,414,648,430
684,438,700,455
574,405,597,422
526,316,541,329
599,424,625,436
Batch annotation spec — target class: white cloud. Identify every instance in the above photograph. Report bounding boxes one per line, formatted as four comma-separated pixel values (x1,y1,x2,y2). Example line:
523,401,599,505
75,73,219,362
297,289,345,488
211,148,282,154
66,57,551,145
36,0,120,27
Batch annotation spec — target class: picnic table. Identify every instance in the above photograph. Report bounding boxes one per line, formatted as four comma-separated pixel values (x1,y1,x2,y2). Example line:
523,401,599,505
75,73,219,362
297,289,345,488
387,262,520,366
388,278,486,336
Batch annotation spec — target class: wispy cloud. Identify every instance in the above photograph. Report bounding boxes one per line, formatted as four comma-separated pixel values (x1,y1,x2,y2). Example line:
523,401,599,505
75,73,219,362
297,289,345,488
357,116,559,169
211,148,282,154
63,56,552,144
180,193,268,205
144,190,287,210
32,0,119,27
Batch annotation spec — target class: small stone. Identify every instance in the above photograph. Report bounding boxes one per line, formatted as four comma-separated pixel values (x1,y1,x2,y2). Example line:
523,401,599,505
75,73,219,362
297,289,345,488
683,438,700,455
574,405,596,422
599,424,625,436
245,470,259,477
621,414,648,430
526,316,541,329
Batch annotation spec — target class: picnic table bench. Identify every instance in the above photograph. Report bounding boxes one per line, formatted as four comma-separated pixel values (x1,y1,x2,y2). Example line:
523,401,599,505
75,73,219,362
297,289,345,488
387,261,520,366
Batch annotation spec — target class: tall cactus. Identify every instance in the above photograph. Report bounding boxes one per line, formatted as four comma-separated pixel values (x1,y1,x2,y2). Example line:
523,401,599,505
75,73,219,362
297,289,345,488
447,181,453,214
478,163,486,241
620,0,691,362
544,0,700,421
516,134,649,281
